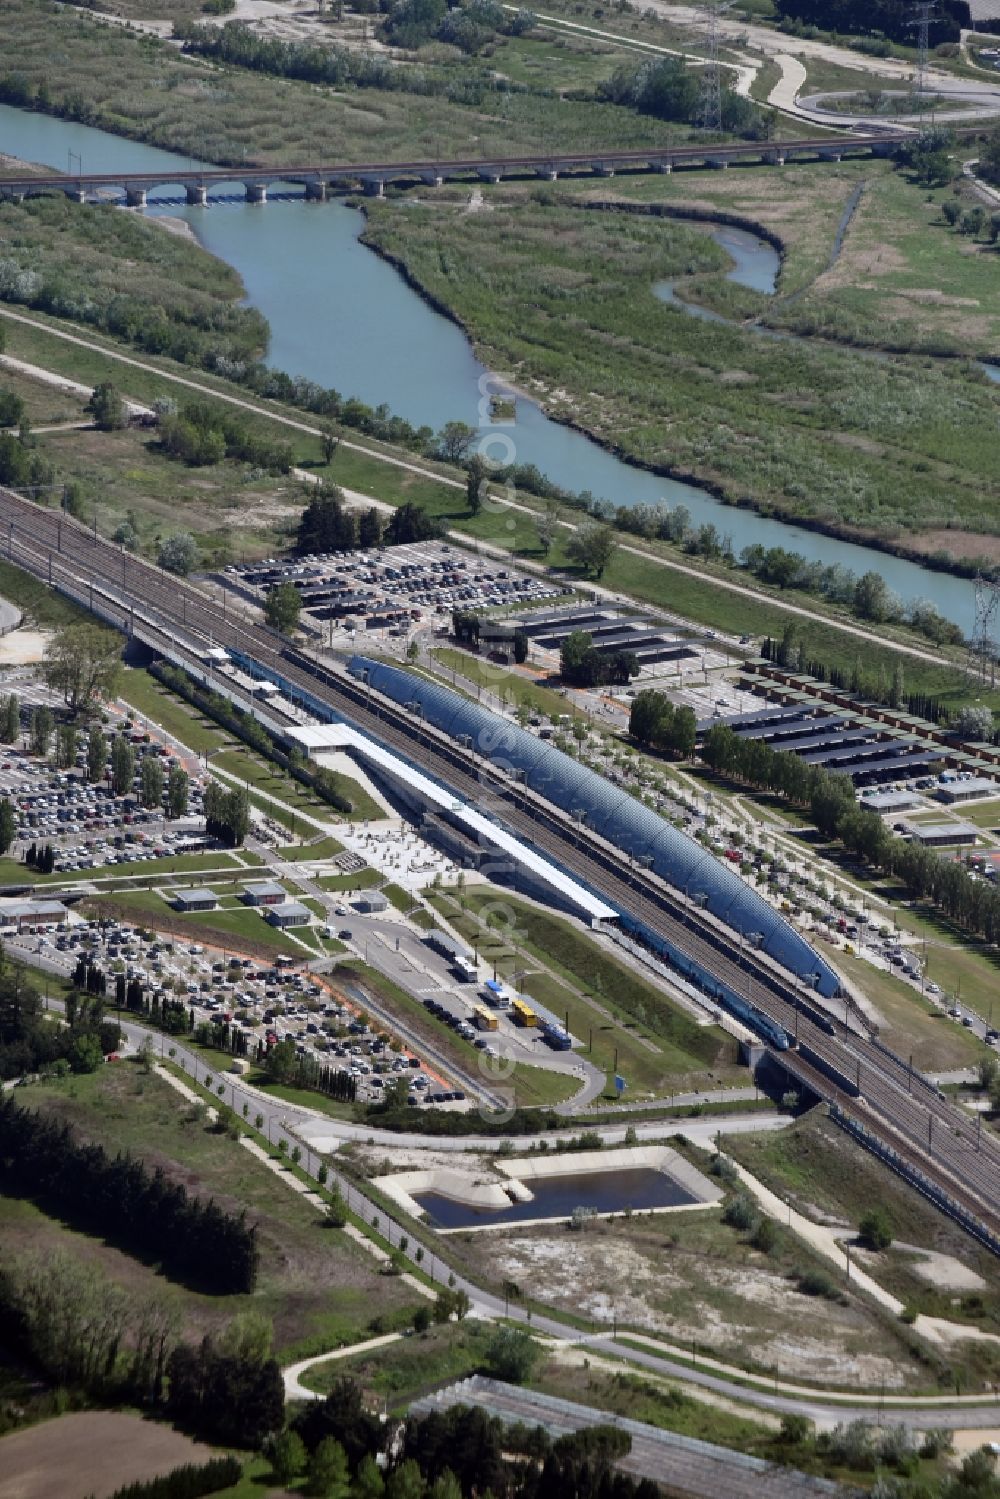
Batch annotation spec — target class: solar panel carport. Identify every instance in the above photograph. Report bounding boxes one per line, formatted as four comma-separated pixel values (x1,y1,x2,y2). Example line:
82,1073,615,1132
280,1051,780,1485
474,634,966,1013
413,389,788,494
696,703,806,735
765,727,876,757
733,715,845,743
350,656,840,998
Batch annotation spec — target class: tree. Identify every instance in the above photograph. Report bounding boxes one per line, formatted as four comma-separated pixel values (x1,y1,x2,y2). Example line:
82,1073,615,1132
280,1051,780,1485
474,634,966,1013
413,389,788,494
536,498,561,556
358,507,382,548
353,1454,385,1499
482,1326,538,1384
560,629,594,683
779,1413,812,1446
466,452,487,515
435,420,476,463
853,571,896,624
0,798,15,856
269,1430,307,1486
55,722,78,769
427,1473,461,1499
0,693,18,744
306,1437,351,1499
86,724,107,783
858,1207,893,1251
224,786,250,846
941,199,961,226
961,206,988,238
87,381,125,431
566,520,617,578
167,764,189,819
111,737,135,798
385,502,439,546
140,754,164,810
953,704,994,742
68,1032,103,1073
0,389,25,430
321,426,340,465
158,533,198,576
264,580,302,635
29,705,53,759
385,1460,425,1499
412,1304,431,1335
297,485,357,553
44,623,122,717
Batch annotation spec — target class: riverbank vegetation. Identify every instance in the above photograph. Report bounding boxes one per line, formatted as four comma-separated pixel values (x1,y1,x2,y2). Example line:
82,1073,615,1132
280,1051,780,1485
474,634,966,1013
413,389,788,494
360,182,1000,560
4,298,996,723
0,0,723,168
0,196,265,369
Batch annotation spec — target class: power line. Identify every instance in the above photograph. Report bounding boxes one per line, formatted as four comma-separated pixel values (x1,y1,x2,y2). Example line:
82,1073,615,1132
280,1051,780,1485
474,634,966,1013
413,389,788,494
910,0,936,127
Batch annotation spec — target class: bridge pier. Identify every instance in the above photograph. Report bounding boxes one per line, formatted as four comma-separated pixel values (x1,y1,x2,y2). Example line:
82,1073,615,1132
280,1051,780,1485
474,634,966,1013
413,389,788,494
64,185,87,203
420,171,444,187
477,168,503,183
819,150,843,162
766,151,786,166
304,179,328,201
535,166,558,181
244,181,267,204
185,183,208,205
592,162,615,177
125,186,147,208
652,160,673,174
361,176,385,198
708,157,730,170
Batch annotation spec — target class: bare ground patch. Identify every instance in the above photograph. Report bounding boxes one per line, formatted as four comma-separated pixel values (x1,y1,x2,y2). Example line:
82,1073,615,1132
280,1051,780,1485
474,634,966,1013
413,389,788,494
455,1216,925,1388
0,1412,215,1499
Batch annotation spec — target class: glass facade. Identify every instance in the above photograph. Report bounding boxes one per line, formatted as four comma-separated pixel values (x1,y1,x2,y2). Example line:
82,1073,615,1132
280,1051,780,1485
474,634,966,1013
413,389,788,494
350,658,840,996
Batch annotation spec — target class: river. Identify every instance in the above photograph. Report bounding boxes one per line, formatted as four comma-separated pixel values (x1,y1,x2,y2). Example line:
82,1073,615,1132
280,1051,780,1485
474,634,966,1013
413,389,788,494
0,102,982,634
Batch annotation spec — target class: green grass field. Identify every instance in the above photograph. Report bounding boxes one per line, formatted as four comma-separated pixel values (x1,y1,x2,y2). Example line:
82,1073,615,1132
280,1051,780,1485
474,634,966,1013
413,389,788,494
428,888,744,1096
118,668,233,758
83,887,308,956
5,1064,419,1357
430,647,570,720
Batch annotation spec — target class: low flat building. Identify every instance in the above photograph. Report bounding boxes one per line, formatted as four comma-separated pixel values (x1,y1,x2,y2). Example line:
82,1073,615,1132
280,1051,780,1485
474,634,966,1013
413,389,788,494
0,898,67,930
356,890,389,913
242,880,287,907
904,821,978,848
936,777,998,804
172,887,218,913
265,900,311,929
861,788,921,816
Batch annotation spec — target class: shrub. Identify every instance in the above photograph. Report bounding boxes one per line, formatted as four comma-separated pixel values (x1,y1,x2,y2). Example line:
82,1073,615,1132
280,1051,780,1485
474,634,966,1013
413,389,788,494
858,1208,893,1251
795,1267,838,1299
722,1193,759,1233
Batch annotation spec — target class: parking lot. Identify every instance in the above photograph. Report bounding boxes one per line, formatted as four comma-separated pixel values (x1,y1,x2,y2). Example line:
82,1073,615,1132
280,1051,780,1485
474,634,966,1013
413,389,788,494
19,913,466,1110
0,743,210,876
225,540,566,641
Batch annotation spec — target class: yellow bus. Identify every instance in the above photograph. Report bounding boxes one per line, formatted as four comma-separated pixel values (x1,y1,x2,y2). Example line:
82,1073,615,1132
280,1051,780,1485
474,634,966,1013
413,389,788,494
511,997,537,1028
473,1004,498,1032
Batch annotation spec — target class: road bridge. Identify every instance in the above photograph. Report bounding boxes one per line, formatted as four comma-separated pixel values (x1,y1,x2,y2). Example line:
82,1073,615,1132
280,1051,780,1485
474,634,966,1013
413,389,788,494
0,485,998,1251
0,130,926,203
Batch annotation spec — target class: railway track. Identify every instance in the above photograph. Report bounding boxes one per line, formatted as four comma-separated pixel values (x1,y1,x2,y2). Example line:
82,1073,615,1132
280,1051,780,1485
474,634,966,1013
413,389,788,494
3,488,999,1244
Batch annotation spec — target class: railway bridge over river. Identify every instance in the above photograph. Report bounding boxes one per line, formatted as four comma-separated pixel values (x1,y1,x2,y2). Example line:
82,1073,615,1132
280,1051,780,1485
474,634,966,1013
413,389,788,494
0,130,920,204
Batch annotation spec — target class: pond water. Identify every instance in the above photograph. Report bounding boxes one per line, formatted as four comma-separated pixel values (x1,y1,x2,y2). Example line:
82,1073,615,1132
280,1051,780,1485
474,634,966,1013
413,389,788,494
0,103,982,633
415,1166,696,1229
653,222,779,318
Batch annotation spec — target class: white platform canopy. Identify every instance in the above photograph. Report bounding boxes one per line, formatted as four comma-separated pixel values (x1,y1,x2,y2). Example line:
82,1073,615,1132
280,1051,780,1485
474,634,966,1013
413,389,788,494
288,722,617,925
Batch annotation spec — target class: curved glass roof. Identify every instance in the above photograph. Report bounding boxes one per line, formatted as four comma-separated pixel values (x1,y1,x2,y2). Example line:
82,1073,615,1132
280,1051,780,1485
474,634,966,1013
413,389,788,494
350,657,840,996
